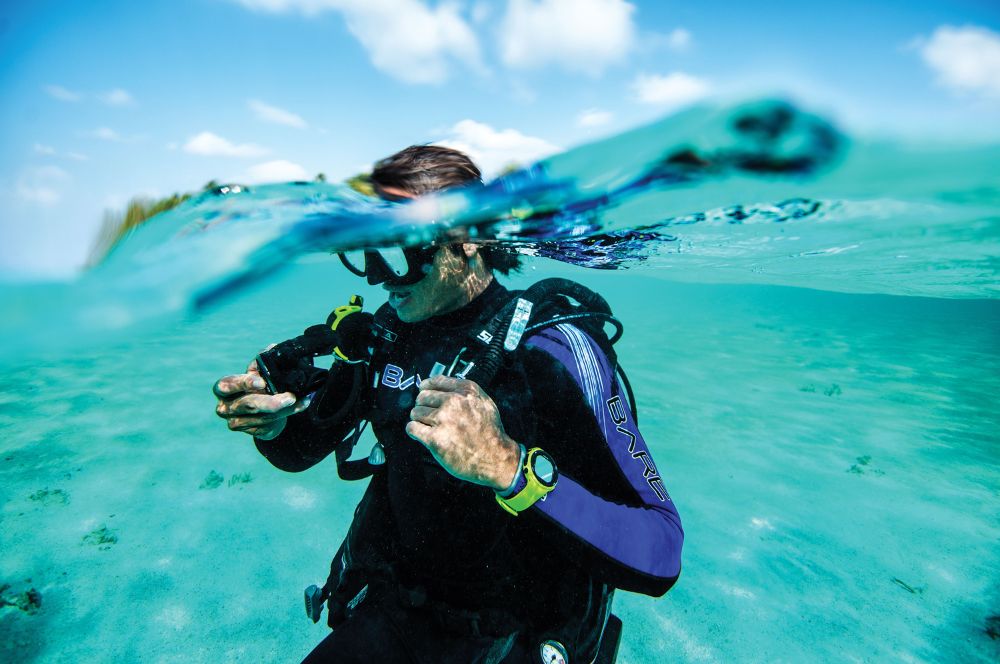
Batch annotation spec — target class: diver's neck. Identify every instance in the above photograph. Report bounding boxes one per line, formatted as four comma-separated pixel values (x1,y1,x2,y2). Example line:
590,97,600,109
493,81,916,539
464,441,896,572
464,270,493,304
453,249,495,306
430,267,494,323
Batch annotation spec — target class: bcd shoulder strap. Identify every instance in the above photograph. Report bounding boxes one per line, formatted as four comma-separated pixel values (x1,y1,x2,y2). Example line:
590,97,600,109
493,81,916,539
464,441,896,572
465,278,638,424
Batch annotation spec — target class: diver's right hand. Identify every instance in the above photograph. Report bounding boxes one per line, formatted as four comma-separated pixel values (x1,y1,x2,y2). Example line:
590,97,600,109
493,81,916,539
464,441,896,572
213,357,307,440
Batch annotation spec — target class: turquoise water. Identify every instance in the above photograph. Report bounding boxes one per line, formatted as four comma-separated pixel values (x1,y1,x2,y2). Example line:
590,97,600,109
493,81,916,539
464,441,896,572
2,101,999,661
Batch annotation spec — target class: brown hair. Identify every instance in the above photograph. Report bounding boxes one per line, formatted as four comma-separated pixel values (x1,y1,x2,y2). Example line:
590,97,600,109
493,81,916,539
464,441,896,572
371,144,481,195
370,145,522,275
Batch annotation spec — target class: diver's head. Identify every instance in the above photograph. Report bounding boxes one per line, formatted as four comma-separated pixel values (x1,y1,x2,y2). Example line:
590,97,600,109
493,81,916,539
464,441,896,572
370,145,522,280
340,145,522,322
370,144,483,197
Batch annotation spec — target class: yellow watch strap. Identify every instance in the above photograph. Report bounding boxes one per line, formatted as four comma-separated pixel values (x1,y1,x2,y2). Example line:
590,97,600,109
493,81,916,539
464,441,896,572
496,448,556,516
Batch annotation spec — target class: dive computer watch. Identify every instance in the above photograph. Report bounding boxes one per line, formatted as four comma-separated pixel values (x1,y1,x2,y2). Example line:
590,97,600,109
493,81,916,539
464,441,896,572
496,447,558,516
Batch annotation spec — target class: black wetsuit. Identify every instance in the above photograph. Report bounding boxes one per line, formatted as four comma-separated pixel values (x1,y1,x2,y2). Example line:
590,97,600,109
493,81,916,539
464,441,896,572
256,280,684,663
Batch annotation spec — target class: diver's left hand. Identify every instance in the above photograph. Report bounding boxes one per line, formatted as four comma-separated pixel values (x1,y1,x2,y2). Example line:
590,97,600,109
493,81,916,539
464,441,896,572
406,375,521,491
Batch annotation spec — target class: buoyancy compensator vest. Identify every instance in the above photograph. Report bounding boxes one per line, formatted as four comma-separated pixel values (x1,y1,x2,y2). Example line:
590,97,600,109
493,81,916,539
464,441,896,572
297,278,628,662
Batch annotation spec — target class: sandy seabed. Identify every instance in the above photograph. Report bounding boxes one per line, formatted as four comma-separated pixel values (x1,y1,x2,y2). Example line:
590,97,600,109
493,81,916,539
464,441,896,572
2,262,999,663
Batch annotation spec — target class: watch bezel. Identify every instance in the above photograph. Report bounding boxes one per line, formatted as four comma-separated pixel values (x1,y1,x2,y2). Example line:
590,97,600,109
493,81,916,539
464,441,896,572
528,448,558,489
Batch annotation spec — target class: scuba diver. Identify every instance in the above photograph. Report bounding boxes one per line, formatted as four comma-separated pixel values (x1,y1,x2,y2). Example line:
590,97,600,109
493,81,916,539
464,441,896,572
212,145,683,663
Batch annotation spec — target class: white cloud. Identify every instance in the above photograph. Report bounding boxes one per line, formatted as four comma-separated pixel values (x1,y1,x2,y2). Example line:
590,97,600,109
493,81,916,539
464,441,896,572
99,88,136,106
249,99,308,128
183,131,269,158
244,159,310,183
334,1,484,84
231,0,483,84
90,127,124,142
17,185,61,206
86,128,144,143
919,25,1000,97
16,166,71,206
665,27,691,51
471,1,492,24
499,0,636,75
576,108,613,128
632,72,710,109
44,84,81,102
32,144,89,161
436,119,560,177
638,28,692,55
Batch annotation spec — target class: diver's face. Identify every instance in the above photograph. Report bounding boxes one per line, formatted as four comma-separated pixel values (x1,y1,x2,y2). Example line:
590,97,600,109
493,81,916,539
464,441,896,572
382,245,476,323
374,185,478,323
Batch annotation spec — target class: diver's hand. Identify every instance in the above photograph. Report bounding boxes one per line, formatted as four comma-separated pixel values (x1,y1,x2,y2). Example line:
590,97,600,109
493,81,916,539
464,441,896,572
406,375,521,491
213,356,307,440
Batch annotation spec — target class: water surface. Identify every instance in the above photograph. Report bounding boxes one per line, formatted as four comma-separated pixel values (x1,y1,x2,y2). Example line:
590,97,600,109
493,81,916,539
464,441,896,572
1,100,998,662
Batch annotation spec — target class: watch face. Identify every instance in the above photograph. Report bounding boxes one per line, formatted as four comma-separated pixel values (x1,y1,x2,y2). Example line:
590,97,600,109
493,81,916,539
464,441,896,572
531,451,557,488
539,640,568,664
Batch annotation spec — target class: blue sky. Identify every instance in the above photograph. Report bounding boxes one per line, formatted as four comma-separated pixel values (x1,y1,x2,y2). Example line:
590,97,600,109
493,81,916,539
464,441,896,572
1,0,998,277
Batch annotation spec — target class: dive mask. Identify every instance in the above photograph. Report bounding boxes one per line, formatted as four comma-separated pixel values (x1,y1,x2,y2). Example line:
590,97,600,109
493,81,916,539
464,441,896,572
339,246,439,286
